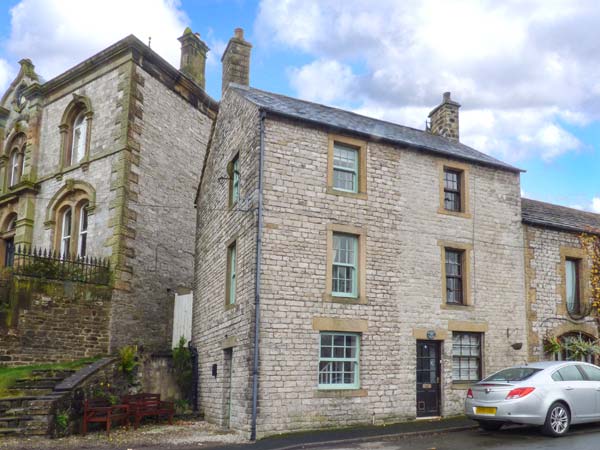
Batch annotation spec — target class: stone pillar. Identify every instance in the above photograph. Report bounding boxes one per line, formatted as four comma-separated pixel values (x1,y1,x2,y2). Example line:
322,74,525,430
428,92,461,142
178,28,209,89
221,28,252,96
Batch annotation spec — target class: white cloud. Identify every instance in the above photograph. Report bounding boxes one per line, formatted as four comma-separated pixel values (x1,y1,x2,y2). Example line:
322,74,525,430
255,0,600,162
288,59,355,104
592,197,600,214
5,0,188,84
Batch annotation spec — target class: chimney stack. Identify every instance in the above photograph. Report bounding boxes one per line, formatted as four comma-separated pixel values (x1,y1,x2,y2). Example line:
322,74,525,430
178,27,209,89
428,92,461,142
221,28,252,96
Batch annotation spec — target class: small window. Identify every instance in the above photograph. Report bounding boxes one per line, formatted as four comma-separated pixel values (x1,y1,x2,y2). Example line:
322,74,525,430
226,241,237,306
452,332,482,382
565,259,580,316
333,143,358,193
60,208,72,258
78,204,88,257
318,332,360,389
445,249,464,304
557,365,584,381
228,154,240,207
9,150,20,187
72,111,87,164
444,168,462,212
332,233,358,297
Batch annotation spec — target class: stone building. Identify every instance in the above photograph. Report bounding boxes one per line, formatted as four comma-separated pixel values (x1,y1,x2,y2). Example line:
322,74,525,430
0,28,217,360
522,198,600,362
193,32,530,437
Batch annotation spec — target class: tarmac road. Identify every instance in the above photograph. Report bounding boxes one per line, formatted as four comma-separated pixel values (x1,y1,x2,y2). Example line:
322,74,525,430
322,423,600,450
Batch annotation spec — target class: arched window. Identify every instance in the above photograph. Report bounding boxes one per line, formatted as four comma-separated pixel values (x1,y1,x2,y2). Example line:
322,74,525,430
78,202,88,257
60,207,72,258
6,133,26,188
60,95,92,169
555,332,596,363
72,111,87,164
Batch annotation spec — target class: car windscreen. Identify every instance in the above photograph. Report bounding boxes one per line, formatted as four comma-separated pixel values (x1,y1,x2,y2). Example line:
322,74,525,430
483,367,543,382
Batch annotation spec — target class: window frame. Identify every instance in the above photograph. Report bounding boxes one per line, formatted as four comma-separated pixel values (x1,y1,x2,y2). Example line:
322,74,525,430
332,143,359,193
565,258,580,316
225,240,237,308
318,332,361,390
440,242,472,307
228,154,240,208
325,224,367,304
71,110,88,165
326,134,367,199
560,247,589,319
445,248,464,305
60,207,72,258
332,232,358,298
59,96,93,171
452,331,483,383
438,161,470,218
77,203,89,258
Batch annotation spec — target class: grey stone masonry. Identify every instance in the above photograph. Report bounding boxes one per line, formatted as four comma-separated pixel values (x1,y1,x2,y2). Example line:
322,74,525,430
428,92,460,141
194,88,527,437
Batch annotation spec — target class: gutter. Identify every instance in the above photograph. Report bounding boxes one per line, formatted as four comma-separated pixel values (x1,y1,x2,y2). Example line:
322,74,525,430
250,109,266,441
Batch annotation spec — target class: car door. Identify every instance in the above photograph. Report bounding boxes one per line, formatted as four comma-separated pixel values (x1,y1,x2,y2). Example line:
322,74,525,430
579,364,600,418
555,364,596,420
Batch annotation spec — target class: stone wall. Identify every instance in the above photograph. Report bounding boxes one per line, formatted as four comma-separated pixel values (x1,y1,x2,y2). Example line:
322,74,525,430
0,275,111,366
524,224,597,361
193,89,260,432
109,64,213,351
195,88,528,437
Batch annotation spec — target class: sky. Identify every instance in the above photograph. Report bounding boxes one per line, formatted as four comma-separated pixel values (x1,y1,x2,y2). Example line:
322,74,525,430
0,0,597,212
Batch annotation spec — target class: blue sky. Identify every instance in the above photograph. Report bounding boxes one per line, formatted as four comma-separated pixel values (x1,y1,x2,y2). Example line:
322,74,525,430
0,0,597,211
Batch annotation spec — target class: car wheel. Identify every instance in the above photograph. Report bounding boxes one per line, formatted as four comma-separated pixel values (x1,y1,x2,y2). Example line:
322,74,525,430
477,420,504,431
542,402,570,437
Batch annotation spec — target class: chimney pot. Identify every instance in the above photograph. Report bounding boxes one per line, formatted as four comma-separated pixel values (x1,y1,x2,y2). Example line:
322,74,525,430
178,28,209,89
221,27,252,96
427,92,461,142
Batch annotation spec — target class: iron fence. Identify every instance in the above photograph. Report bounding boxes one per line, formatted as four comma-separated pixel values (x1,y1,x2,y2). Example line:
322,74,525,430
12,246,111,285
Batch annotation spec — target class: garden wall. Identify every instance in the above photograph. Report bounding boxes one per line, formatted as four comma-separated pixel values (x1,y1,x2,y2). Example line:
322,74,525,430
0,275,112,366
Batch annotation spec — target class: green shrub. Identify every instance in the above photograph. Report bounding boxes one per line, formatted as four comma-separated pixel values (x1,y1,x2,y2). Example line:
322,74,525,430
118,345,138,379
55,410,69,434
173,337,193,401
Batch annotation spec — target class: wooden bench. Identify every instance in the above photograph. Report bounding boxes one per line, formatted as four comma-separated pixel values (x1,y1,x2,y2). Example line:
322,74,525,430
82,399,129,436
122,393,174,429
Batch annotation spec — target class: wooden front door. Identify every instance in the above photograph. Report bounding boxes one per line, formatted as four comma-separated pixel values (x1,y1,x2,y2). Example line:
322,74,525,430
416,340,441,417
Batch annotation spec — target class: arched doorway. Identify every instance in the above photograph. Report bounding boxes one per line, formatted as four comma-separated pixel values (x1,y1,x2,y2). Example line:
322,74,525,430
0,214,16,267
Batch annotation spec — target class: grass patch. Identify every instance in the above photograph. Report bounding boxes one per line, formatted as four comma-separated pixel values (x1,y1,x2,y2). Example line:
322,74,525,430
0,356,102,398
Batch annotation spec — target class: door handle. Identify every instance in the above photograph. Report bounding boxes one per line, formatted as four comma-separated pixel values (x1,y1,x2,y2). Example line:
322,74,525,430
565,386,574,391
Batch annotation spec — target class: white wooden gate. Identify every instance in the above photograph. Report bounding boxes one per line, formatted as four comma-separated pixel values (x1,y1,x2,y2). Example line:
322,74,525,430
172,292,193,348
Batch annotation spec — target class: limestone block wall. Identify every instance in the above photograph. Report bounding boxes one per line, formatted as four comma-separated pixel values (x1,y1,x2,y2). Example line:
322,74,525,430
253,116,527,435
109,65,213,351
524,224,596,361
193,90,260,432
0,276,112,366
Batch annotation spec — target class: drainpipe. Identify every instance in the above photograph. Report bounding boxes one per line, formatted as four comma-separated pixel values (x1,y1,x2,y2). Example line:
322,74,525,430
250,110,266,441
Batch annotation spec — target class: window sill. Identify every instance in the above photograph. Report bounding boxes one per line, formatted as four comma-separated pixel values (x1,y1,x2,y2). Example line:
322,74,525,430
224,303,238,311
326,186,367,200
323,293,367,305
315,389,367,398
440,303,474,310
437,207,472,219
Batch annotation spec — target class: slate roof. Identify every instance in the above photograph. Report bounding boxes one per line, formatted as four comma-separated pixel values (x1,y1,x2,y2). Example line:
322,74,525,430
231,84,521,173
521,198,600,234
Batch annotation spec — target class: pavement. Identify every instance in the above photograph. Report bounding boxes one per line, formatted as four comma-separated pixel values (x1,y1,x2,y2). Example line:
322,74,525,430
0,416,477,450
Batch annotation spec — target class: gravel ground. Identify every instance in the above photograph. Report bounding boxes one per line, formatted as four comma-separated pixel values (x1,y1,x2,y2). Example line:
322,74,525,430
0,420,247,450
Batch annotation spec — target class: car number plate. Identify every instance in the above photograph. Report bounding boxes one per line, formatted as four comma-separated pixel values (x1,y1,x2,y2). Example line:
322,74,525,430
475,407,497,415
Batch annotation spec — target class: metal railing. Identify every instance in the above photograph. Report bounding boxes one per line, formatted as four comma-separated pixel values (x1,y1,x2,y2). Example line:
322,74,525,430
11,246,111,285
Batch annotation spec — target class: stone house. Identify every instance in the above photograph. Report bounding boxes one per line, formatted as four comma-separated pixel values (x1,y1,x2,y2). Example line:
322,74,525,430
0,28,217,363
522,198,600,362
193,33,530,437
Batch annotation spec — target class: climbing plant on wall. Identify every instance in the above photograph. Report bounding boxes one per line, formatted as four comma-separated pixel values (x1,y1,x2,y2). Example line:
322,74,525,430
579,232,600,315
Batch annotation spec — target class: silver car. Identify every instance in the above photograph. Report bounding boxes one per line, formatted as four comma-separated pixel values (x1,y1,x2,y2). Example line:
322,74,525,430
465,361,600,437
